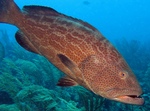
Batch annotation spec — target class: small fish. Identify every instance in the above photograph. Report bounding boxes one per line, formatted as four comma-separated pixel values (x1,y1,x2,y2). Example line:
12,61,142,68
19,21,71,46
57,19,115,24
83,1,90,5
0,0,144,105
0,41,5,61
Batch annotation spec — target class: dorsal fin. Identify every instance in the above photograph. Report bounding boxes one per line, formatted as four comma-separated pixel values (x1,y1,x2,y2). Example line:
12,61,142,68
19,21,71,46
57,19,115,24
15,30,40,54
22,6,97,32
22,5,60,16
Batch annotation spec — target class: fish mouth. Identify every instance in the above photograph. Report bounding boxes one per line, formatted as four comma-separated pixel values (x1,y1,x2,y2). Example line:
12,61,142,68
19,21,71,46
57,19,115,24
114,94,144,105
105,88,144,105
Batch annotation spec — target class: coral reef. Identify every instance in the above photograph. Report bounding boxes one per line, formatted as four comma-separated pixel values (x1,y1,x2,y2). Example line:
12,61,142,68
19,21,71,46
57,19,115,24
0,104,22,111
0,72,23,98
15,85,82,111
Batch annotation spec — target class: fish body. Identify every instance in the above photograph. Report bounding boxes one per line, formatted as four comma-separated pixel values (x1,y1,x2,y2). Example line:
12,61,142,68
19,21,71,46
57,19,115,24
0,0,144,105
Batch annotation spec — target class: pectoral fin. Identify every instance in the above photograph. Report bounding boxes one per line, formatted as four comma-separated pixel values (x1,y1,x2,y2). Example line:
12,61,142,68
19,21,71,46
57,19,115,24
57,54,82,76
57,76,78,86
57,54,84,85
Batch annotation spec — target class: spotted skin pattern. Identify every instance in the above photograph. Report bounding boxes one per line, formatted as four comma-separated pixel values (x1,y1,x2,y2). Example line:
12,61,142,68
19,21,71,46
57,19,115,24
0,0,144,105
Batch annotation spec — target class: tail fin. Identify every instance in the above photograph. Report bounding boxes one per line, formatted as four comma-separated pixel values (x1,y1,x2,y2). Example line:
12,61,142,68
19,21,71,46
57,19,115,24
0,0,21,24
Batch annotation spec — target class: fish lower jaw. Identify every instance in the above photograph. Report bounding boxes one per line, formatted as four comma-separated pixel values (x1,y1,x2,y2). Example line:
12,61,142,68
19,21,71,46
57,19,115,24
114,95,144,105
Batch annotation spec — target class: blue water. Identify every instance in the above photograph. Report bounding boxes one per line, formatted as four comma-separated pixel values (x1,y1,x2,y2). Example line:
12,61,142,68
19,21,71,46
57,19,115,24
0,0,150,111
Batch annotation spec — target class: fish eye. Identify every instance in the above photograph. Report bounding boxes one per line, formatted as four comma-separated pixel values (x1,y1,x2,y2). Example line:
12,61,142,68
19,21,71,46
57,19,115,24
119,71,128,79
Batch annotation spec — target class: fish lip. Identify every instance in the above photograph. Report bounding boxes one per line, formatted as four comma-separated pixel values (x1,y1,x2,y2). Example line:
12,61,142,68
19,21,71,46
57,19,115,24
114,95,144,105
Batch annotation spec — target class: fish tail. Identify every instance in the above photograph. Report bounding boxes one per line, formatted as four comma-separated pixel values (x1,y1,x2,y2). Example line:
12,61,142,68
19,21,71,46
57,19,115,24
0,0,21,24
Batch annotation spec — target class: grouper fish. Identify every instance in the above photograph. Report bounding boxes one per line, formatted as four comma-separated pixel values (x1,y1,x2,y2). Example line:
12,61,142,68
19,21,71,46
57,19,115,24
0,0,144,105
